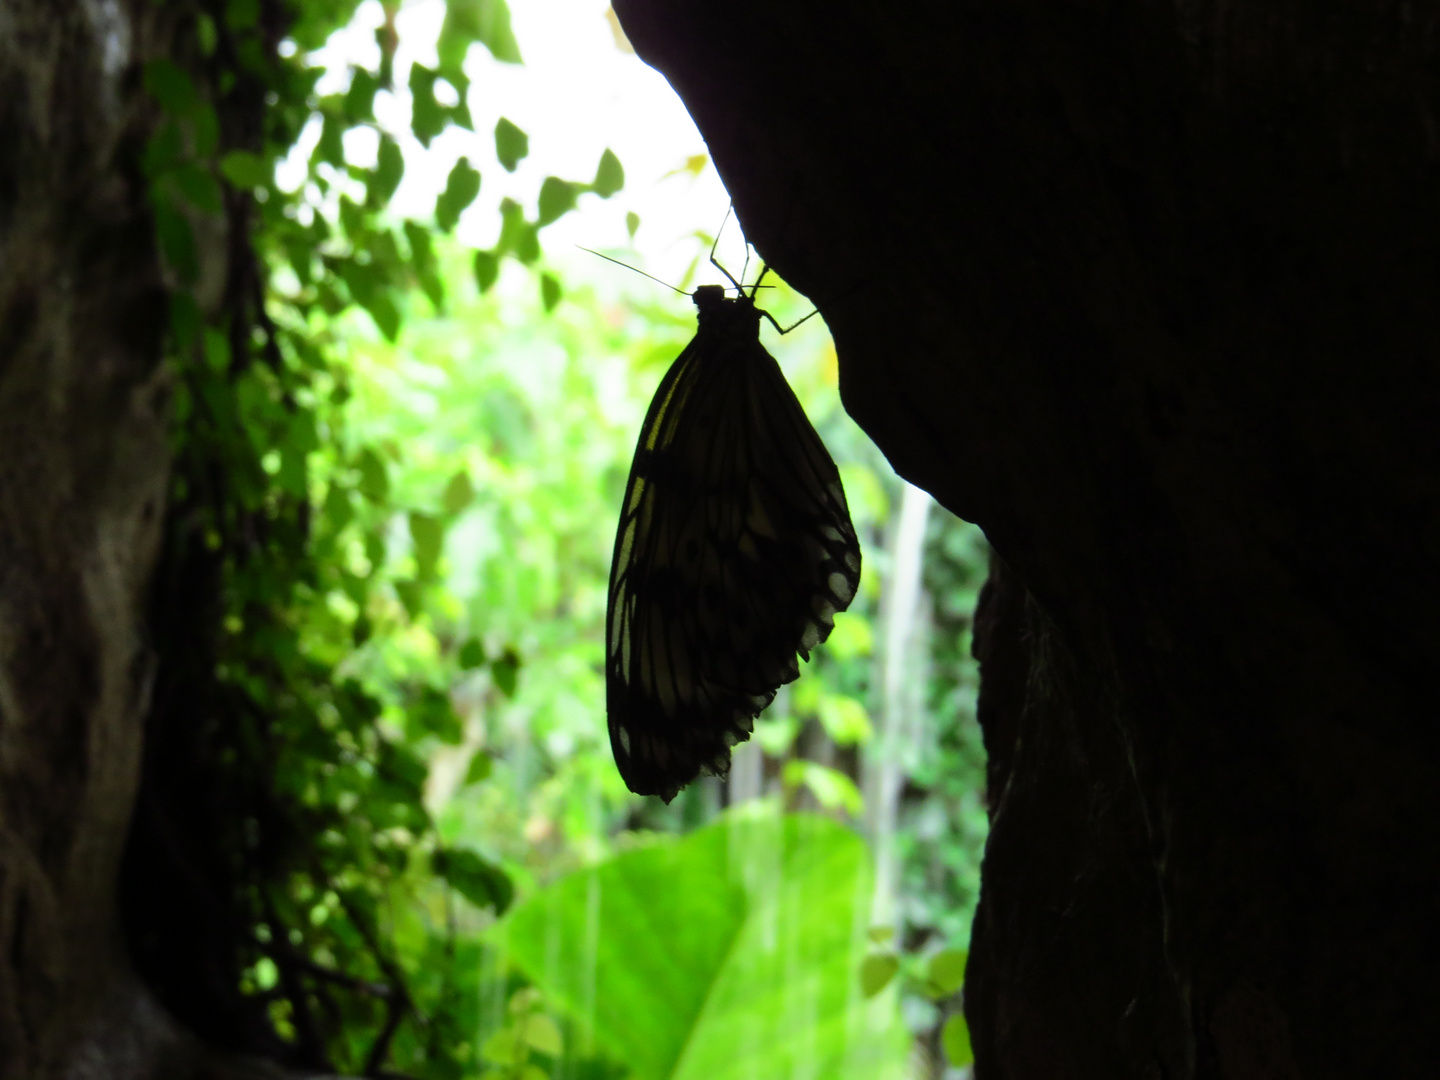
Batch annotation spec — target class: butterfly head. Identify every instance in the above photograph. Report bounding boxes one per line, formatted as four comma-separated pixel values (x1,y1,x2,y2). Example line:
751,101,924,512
693,284,762,340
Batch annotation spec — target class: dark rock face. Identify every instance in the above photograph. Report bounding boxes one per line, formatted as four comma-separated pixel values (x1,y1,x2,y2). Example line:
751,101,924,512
615,2,1440,1076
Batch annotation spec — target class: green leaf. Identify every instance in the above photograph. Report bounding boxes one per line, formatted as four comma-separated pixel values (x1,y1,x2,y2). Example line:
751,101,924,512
409,64,447,147
409,512,445,579
377,739,428,802
491,648,519,697
816,693,873,746
464,749,493,784
192,104,219,158
540,273,561,313
927,948,968,996
143,122,184,177
499,813,907,1080
458,638,487,670
782,760,864,816
174,162,223,214
494,117,529,172
439,0,523,68
473,249,500,293
626,210,640,239
168,291,200,348
196,12,218,56
322,484,353,533
394,578,424,619
536,177,579,226
219,150,270,189
374,136,405,203
356,448,389,503
434,848,514,913
941,1013,973,1067
409,685,461,743
435,157,481,232
859,953,899,998
481,1027,520,1065
313,113,345,167
590,148,624,198
363,289,401,341
866,925,895,944
144,59,197,116
344,67,379,122
225,0,260,31
153,200,198,284
202,327,231,372
443,470,474,514
523,1014,563,1056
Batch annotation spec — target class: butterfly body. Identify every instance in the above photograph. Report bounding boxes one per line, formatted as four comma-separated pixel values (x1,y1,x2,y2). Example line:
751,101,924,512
606,284,861,802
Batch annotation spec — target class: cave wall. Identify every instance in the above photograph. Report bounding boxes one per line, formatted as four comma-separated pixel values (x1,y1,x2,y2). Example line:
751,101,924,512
614,1,1440,1077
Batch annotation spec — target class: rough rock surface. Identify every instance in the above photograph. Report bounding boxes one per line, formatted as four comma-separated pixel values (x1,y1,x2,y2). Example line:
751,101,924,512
615,1,1440,1076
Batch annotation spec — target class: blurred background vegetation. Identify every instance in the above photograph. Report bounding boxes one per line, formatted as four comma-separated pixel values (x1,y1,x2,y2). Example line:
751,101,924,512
127,1,990,1077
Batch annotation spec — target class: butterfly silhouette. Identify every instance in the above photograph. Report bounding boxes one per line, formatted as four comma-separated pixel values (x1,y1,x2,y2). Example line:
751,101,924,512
605,259,862,802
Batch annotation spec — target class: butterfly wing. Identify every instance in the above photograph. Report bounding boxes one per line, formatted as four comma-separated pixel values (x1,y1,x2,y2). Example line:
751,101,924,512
606,328,861,802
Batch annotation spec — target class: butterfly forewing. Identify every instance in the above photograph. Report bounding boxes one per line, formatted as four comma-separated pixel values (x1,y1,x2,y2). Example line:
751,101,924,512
606,288,861,802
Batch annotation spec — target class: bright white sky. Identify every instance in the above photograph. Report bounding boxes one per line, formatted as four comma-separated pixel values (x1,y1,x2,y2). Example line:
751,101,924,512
295,0,747,295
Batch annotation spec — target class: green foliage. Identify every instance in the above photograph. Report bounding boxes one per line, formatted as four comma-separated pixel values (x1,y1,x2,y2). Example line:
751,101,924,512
131,2,989,1077
134,0,628,1073
500,812,908,1080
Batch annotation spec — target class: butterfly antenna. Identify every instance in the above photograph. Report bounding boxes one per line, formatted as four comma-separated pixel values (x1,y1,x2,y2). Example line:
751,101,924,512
577,246,689,296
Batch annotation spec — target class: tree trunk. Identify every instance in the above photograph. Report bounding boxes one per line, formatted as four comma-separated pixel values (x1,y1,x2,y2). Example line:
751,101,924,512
614,1,1440,1077
0,3,290,1077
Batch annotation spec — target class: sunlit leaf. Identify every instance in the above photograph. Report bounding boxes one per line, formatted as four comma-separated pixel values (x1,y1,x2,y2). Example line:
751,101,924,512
537,177,579,226
523,1014,563,1056
356,448,389,503
409,512,445,579
590,148,624,198
439,0,523,67
941,1013,973,1067
374,136,404,202
436,157,481,232
474,249,500,292
540,273,561,312
859,953,899,998
481,1027,521,1064
492,648,520,697
313,113,345,167
782,760,863,815
344,67,379,122
927,948,968,996
464,749,493,784
443,470,474,514
409,63,447,146
495,117,529,172
626,210,640,239
499,813,907,1080
817,693,872,746
458,638,487,670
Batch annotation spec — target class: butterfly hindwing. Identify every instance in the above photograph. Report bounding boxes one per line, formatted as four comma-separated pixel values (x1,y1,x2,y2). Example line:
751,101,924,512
606,289,861,802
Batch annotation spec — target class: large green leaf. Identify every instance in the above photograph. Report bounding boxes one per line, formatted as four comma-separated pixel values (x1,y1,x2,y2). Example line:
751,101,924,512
498,811,906,1080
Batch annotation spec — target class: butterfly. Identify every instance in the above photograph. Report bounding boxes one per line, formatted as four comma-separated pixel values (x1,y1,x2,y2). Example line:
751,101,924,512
605,268,862,803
